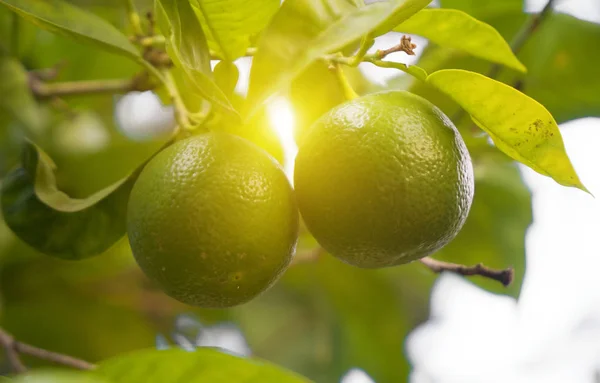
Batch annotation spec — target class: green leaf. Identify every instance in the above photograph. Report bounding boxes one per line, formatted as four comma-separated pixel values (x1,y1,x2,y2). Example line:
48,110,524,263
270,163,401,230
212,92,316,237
95,348,311,382
157,0,236,115
0,55,42,135
246,0,430,116
440,0,522,18
290,62,346,144
0,239,166,362
192,0,279,60
0,0,139,59
374,60,428,81
214,60,239,99
402,12,600,125
290,61,374,145
427,69,587,192
11,370,109,383
394,9,525,72
517,13,600,124
371,0,432,37
1,141,140,259
315,256,411,382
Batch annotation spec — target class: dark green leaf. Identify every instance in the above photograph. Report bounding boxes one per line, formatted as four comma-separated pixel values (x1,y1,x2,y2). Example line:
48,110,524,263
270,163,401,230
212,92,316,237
315,256,411,382
0,0,139,59
0,55,42,136
427,69,587,192
395,9,525,72
246,0,430,116
96,348,311,382
156,0,236,114
214,60,239,99
517,13,600,123
193,0,279,60
1,141,140,259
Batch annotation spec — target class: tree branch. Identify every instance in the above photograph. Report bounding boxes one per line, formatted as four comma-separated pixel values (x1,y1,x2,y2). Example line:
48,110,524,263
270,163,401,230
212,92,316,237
0,327,96,372
487,0,556,79
0,328,27,373
420,257,514,287
29,76,145,98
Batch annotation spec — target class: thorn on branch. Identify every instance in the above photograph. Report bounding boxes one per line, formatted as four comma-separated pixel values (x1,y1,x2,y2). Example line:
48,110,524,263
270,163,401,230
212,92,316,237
29,61,67,82
419,256,514,287
376,35,417,59
0,327,95,373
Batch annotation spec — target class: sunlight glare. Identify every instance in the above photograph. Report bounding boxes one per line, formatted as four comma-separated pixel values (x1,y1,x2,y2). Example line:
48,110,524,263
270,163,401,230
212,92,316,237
266,97,298,182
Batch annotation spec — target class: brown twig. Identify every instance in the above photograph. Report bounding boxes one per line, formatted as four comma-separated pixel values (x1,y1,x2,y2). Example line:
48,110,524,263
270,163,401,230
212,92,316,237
0,327,27,373
28,61,67,82
0,327,96,372
420,257,514,287
29,75,149,99
376,35,417,58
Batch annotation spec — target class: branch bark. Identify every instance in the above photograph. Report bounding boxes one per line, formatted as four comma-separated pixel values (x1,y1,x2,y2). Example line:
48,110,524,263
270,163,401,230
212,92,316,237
29,76,144,99
0,327,96,372
420,257,514,287
0,328,26,373
487,0,556,79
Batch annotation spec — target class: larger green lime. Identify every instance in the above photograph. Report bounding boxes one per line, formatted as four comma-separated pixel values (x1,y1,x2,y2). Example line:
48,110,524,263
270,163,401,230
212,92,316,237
294,91,474,268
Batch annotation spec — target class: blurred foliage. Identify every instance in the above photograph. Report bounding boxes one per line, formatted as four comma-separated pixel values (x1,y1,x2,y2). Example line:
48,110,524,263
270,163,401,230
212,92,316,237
517,13,600,123
0,0,597,382
96,348,310,382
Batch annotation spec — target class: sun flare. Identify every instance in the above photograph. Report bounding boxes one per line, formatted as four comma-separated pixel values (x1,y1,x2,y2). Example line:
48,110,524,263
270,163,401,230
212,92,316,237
266,97,298,182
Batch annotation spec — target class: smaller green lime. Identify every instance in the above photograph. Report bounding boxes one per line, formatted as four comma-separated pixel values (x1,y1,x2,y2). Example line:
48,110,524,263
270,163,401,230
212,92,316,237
127,132,299,308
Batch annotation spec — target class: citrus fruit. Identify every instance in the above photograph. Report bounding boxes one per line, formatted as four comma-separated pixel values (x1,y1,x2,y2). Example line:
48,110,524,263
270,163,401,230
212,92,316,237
127,132,299,308
294,90,474,268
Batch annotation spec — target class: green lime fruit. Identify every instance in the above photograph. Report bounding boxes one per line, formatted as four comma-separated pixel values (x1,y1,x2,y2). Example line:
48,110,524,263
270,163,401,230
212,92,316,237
127,132,299,308
294,90,474,268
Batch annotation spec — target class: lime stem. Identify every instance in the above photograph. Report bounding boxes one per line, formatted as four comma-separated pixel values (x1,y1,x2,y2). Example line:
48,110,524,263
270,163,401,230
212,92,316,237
332,63,359,100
